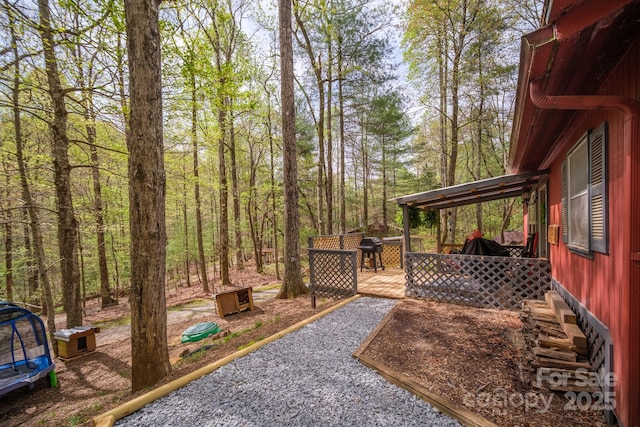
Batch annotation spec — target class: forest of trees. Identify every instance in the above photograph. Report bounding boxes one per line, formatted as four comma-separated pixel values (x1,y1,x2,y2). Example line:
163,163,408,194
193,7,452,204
0,0,542,388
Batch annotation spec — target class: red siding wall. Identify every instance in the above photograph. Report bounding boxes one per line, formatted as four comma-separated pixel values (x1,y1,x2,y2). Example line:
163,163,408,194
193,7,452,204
544,37,639,426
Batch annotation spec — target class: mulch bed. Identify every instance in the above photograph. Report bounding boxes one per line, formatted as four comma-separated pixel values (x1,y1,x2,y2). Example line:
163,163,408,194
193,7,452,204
356,299,608,427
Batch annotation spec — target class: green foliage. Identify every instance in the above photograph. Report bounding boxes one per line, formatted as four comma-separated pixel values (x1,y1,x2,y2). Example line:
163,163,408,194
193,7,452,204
66,414,83,427
237,336,265,350
395,206,438,230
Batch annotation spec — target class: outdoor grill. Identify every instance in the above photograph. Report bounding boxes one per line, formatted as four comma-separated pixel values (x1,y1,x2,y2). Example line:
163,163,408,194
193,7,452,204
358,237,385,273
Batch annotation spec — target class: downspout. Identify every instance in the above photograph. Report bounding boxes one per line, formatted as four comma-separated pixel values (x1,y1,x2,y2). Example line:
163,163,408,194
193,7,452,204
530,79,640,118
530,78,640,426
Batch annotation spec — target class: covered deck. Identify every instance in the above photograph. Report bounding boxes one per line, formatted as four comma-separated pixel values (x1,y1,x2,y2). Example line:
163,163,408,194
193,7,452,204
392,170,552,310
308,171,552,309
391,170,549,254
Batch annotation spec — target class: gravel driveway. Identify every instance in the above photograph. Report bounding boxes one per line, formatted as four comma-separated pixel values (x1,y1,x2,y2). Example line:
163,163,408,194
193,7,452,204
116,297,461,426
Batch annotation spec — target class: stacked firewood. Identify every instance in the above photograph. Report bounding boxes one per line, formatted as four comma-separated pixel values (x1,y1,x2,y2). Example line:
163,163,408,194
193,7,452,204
521,291,600,393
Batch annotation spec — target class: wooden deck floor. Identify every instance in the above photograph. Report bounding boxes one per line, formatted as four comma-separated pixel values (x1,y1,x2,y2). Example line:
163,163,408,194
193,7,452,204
357,267,406,299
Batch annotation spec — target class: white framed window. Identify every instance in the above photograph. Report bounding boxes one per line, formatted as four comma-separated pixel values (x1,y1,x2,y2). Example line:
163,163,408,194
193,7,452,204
561,122,608,255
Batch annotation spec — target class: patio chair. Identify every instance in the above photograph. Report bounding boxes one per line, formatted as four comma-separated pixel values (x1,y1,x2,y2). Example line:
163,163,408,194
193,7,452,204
522,233,538,258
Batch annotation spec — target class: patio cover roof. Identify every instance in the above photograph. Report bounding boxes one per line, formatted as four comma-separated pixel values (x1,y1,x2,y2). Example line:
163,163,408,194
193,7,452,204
391,169,549,211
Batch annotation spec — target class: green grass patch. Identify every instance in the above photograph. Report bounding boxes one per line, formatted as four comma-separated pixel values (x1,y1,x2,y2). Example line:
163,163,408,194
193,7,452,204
90,401,104,413
66,414,82,426
168,298,211,311
93,316,131,329
184,349,206,362
238,336,266,350
253,283,281,292
112,390,129,403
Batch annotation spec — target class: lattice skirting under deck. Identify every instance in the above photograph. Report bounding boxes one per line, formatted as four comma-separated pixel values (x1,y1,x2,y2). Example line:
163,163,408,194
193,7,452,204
552,280,616,424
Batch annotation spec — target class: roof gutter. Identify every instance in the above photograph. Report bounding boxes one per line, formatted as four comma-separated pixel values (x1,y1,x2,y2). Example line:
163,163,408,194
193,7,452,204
509,0,637,170
529,78,640,171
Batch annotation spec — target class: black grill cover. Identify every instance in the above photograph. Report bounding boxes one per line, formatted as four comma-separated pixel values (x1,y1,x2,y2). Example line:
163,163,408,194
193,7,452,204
360,237,382,247
460,238,509,256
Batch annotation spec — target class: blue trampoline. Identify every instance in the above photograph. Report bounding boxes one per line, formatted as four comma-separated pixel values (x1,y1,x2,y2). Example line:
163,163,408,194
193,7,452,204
0,302,56,396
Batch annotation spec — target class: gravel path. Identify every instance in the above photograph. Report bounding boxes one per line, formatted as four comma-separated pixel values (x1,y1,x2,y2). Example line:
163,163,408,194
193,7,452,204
116,297,461,426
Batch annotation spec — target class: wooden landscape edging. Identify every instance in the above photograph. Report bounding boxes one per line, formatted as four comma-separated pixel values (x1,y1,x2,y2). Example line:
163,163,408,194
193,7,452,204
353,305,499,427
92,294,361,427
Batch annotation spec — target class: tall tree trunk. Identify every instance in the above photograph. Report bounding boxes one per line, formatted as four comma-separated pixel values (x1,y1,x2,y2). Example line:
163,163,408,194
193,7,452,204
21,208,38,301
382,136,388,232
266,93,281,280
209,181,219,291
124,0,171,392
228,103,244,270
112,27,128,303
89,124,115,307
247,143,263,273
82,87,115,308
294,9,325,235
69,0,114,308
361,116,369,229
438,27,451,245
78,226,86,313
182,159,191,288
37,0,82,328
326,40,333,235
338,42,346,234
475,50,484,230
217,102,231,287
3,163,13,303
316,73,326,236
9,5,56,349
277,0,306,298
191,76,209,293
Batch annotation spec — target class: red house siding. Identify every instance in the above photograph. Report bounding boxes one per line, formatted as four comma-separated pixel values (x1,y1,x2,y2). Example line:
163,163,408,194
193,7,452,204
542,37,639,426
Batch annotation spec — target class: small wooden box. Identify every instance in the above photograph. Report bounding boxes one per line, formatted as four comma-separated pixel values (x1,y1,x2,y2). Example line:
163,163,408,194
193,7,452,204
54,326,98,359
548,224,560,245
215,287,254,317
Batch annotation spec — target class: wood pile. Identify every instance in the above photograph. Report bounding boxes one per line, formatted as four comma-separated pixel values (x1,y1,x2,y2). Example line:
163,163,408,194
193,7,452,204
521,291,600,393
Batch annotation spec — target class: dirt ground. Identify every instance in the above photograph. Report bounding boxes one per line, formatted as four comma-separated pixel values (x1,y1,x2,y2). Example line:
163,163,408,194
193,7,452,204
0,266,608,427
0,267,342,427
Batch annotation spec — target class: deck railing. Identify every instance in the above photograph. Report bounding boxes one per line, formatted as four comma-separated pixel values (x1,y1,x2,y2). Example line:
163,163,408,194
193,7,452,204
308,233,364,250
405,252,551,310
309,249,357,307
308,233,403,269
